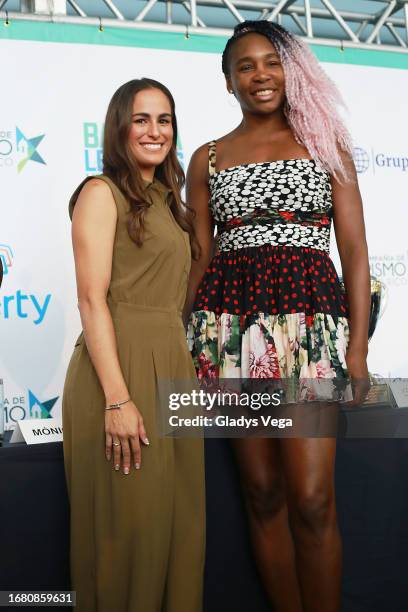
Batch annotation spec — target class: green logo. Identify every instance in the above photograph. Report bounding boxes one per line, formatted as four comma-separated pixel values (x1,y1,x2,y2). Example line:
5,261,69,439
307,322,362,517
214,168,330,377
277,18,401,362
16,127,46,173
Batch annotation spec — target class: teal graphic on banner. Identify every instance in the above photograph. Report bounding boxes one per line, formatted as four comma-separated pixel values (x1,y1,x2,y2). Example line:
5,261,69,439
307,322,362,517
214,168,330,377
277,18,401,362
0,244,52,325
16,127,46,173
84,122,103,175
28,390,59,419
2,391,59,429
0,127,46,172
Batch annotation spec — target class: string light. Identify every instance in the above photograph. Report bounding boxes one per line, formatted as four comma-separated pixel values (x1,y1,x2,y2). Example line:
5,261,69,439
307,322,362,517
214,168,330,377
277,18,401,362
4,11,10,27
99,17,104,33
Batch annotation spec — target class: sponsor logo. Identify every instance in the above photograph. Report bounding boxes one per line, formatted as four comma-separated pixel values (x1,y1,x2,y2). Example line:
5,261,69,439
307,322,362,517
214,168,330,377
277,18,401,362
84,122,103,175
369,252,408,287
2,390,59,430
0,127,46,172
0,244,14,275
353,146,408,174
0,244,52,325
28,390,59,419
16,127,46,173
353,147,370,174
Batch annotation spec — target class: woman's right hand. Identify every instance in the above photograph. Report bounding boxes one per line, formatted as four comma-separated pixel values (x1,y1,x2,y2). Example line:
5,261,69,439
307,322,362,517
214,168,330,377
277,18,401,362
105,401,149,474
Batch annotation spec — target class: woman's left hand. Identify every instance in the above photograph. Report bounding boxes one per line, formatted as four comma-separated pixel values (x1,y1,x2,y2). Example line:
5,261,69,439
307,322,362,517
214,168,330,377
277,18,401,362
345,348,370,406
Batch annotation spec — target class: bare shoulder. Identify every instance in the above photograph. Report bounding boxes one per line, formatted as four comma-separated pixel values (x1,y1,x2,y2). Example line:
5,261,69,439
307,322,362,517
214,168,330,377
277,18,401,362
80,177,114,198
72,177,117,226
190,142,212,166
189,131,237,173
188,142,213,183
191,129,238,158
76,178,116,208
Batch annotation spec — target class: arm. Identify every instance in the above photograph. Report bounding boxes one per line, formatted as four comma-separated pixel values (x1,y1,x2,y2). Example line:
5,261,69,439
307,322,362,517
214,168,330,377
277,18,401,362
71,179,148,473
332,153,371,394
182,144,216,326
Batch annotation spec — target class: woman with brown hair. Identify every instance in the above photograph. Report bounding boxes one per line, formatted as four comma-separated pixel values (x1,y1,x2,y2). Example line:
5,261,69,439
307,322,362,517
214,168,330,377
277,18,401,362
62,78,205,612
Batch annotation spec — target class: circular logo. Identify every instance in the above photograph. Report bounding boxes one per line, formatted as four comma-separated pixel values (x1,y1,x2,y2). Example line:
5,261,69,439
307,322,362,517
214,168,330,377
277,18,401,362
0,139,12,156
353,147,370,174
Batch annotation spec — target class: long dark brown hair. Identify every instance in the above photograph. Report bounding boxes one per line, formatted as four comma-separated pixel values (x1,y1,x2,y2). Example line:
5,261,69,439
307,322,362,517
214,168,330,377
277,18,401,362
103,78,200,258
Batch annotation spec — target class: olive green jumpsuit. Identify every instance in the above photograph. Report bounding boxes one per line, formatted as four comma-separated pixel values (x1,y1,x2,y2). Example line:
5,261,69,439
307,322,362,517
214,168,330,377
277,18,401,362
62,175,205,612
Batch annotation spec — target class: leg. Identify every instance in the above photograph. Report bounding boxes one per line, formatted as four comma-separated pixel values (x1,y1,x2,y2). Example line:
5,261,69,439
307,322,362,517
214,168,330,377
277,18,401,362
232,438,303,612
281,435,341,612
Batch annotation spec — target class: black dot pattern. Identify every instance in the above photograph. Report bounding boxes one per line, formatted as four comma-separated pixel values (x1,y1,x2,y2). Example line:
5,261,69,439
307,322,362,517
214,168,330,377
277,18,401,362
210,159,332,252
193,244,348,318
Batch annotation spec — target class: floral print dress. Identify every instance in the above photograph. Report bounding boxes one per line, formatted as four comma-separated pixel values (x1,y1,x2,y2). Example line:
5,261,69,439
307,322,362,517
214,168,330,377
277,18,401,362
187,141,349,391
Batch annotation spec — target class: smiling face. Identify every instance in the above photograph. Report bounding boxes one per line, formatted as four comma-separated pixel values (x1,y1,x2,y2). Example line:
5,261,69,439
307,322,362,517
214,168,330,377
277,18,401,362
226,32,286,116
128,88,174,180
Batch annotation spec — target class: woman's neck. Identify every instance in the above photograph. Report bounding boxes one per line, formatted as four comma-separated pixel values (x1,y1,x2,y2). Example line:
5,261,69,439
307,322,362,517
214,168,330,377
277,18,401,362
238,108,289,138
140,168,155,182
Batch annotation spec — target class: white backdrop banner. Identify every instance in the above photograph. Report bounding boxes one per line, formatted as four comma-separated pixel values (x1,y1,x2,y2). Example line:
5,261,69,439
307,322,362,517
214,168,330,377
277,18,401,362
1,23,407,430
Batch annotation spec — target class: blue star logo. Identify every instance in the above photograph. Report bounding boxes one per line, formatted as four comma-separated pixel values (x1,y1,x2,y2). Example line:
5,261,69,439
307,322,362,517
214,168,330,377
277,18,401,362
16,127,46,173
28,390,59,419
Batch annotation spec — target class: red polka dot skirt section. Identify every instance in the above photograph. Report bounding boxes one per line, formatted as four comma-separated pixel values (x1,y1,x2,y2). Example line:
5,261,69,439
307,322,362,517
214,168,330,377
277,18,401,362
193,245,348,318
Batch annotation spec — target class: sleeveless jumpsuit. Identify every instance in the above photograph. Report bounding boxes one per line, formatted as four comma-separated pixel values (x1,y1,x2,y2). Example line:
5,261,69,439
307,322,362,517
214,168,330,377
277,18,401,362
63,175,205,612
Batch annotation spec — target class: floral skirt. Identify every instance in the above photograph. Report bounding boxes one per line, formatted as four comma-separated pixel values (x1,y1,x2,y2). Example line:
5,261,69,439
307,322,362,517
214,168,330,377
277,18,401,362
187,245,350,385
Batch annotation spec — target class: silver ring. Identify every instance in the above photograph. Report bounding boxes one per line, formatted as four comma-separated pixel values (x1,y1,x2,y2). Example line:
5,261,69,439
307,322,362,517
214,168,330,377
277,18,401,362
113,442,121,447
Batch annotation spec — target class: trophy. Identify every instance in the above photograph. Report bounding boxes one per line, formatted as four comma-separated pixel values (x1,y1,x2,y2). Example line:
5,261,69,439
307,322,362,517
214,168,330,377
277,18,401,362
339,275,391,409
339,275,387,341
368,277,388,342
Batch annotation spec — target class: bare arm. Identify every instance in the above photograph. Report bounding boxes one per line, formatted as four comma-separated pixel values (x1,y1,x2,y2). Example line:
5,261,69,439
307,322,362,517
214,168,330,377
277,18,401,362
71,179,147,473
332,153,371,385
72,179,128,402
182,144,215,326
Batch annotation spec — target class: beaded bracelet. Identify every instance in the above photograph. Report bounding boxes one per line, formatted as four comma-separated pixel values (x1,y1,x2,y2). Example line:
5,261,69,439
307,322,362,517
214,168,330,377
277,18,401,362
105,397,131,410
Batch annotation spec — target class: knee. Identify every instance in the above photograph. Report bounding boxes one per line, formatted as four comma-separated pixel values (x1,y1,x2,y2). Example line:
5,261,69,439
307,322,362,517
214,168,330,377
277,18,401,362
290,489,336,536
243,478,286,523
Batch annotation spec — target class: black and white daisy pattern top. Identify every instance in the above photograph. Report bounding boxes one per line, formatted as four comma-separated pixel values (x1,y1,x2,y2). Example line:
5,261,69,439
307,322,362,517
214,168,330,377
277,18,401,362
208,141,333,253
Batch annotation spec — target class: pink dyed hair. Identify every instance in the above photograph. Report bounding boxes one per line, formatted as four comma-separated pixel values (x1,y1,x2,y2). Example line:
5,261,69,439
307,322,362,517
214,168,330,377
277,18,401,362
222,21,353,182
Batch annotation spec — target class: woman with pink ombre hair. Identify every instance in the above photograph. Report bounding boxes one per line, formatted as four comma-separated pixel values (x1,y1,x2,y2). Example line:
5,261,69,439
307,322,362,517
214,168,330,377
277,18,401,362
185,20,371,612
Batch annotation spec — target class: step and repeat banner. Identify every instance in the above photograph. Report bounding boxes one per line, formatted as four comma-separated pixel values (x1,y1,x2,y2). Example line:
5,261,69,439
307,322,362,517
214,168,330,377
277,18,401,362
1,25,407,429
